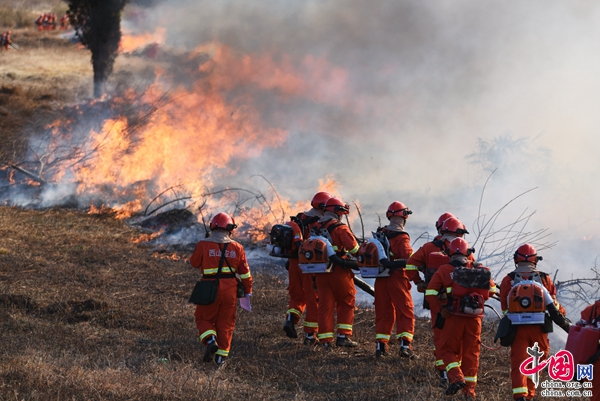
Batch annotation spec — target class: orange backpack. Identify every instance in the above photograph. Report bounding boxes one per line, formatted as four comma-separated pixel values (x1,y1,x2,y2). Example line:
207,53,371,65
356,231,390,278
298,236,335,274
450,266,491,317
506,278,550,325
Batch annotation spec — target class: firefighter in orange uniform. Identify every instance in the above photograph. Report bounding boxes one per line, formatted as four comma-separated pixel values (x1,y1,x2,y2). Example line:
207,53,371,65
314,197,360,349
374,201,423,359
576,299,600,401
190,212,252,366
406,215,469,385
283,191,331,345
425,237,497,399
2,31,11,50
500,244,570,401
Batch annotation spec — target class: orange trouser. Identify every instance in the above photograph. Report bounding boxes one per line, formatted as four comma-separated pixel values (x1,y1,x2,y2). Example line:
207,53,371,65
194,278,238,358
287,258,319,334
439,315,482,398
316,265,356,343
510,325,549,400
374,271,415,344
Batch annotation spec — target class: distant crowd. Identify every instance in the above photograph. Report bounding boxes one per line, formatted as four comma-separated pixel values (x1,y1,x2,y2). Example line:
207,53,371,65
35,13,69,31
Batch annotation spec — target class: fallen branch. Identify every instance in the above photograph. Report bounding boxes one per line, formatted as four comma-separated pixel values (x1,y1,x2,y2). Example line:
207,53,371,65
8,164,46,184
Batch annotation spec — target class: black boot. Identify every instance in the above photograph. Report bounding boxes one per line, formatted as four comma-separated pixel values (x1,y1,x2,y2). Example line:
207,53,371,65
283,313,298,338
375,341,387,358
438,370,449,388
336,335,358,347
399,339,417,360
303,333,317,346
203,336,218,363
445,381,466,396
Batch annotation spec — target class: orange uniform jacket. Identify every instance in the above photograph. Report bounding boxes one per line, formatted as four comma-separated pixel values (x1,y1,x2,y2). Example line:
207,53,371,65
374,229,420,344
425,262,497,398
190,239,252,358
499,271,564,400
285,213,320,334
406,237,474,372
315,218,359,343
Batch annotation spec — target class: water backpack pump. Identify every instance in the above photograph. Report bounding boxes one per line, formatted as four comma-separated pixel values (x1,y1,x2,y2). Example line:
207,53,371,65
450,266,491,317
356,231,391,278
268,223,295,258
506,279,554,325
298,235,336,273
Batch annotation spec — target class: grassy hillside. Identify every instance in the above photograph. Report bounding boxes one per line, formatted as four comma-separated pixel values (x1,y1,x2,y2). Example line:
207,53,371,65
0,18,572,401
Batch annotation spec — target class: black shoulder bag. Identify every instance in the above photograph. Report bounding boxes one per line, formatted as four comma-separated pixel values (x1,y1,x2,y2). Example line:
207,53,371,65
189,243,229,305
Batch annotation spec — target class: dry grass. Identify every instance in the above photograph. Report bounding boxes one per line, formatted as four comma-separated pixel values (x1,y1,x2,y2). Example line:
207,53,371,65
0,206,569,401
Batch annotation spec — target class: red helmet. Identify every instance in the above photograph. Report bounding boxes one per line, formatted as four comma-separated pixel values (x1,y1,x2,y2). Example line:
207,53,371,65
311,191,331,211
440,217,469,235
447,237,473,256
323,197,350,215
436,212,455,231
513,244,542,264
386,201,412,220
210,212,237,231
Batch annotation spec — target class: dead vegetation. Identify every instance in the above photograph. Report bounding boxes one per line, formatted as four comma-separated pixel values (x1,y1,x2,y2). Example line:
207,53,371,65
0,206,570,401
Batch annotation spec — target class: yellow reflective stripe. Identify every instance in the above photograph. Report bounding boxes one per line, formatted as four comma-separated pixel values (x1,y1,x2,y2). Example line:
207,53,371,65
287,308,302,318
446,362,461,372
239,272,251,279
215,349,229,357
502,309,509,315
332,245,340,251
318,332,334,340
464,376,477,383
490,285,497,294
303,321,318,328
348,243,360,254
376,333,391,341
204,267,235,275
435,359,445,367
513,387,528,395
200,330,217,342
397,332,413,341
337,323,352,331
389,251,395,257
425,289,438,296
405,265,419,271
446,287,453,294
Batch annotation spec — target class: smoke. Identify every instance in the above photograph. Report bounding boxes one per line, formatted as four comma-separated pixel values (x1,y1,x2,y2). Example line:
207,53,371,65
11,1,600,309
124,1,600,271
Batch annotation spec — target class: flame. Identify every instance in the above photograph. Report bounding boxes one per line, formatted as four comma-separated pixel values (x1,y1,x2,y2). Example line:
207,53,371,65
119,27,166,53
318,175,343,199
18,41,351,242
133,230,164,244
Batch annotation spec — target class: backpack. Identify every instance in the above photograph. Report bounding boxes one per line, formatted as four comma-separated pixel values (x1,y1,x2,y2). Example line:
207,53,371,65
356,231,390,278
268,213,320,259
298,235,335,273
450,265,491,317
505,279,552,325
268,224,295,258
298,220,345,274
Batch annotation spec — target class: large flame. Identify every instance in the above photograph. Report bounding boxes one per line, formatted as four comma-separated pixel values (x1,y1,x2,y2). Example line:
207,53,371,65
21,41,350,241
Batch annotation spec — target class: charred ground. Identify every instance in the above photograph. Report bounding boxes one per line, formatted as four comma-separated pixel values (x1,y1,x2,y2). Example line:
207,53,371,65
0,24,569,401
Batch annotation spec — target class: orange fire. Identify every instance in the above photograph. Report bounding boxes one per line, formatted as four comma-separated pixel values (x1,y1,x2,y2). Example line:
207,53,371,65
119,27,166,53
31,41,350,241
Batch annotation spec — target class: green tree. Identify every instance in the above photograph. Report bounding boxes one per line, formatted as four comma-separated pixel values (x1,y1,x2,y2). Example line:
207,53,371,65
66,0,129,98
